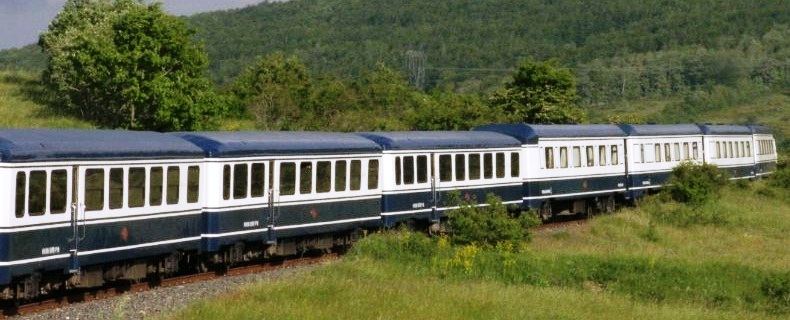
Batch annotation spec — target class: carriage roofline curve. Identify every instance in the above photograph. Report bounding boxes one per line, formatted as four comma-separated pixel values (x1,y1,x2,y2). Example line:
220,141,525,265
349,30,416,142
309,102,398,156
172,131,382,157
696,124,753,135
0,129,204,163
747,124,773,135
355,131,521,150
474,124,626,144
618,124,703,136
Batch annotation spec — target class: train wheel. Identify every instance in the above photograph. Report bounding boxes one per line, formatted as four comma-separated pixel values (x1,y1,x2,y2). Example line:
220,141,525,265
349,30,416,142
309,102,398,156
586,202,594,219
539,201,553,221
605,195,616,213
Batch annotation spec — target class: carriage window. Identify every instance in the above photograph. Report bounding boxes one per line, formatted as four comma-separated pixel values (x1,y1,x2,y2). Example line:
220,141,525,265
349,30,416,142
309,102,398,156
128,167,146,208
746,142,751,157
234,164,249,199
350,160,361,190
455,154,466,181
469,154,481,180
15,172,26,217
403,156,415,185
251,163,265,198
167,166,180,204
511,152,519,177
85,170,105,211
636,144,643,164
654,144,661,163
545,147,554,169
316,161,331,193
367,160,379,190
439,155,452,182
150,167,163,206
222,165,231,200
50,170,68,214
395,157,402,185
188,166,200,203
573,147,582,167
483,153,493,179
740,142,745,158
586,146,594,167
496,153,505,178
734,142,740,158
664,143,671,162
109,168,124,210
279,162,296,195
300,162,313,194
417,155,428,183
28,171,47,216
683,142,690,160
673,143,680,161
728,142,734,158
335,161,347,191
559,147,568,168
611,145,619,165
599,146,607,166
692,142,699,160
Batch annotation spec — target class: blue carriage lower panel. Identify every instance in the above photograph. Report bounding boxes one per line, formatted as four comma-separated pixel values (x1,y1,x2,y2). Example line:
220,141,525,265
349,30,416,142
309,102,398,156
625,170,672,200
755,161,777,176
380,184,522,227
202,197,381,251
524,175,627,209
720,164,756,179
0,212,203,285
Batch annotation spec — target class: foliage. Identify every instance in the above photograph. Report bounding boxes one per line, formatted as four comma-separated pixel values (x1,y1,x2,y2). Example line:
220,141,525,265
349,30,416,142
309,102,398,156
38,0,226,131
665,162,729,206
445,192,539,247
762,272,790,314
767,165,790,189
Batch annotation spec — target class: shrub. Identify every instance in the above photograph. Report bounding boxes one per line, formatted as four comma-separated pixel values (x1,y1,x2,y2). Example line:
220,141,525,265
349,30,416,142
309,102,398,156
762,272,790,314
666,162,728,206
445,192,539,247
768,166,790,189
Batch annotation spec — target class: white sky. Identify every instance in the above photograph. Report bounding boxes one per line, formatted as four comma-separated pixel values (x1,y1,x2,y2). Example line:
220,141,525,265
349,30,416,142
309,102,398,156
0,0,268,50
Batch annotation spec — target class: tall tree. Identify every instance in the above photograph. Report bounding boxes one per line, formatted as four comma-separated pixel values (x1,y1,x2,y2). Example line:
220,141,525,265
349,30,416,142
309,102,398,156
489,59,586,124
39,0,225,131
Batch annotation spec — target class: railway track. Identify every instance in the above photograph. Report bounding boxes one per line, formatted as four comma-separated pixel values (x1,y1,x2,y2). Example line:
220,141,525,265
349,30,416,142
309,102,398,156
3,252,339,318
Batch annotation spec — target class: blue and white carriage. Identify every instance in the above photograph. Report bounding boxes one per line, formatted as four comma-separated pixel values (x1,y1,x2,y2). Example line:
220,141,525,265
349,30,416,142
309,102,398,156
475,124,628,219
357,131,522,229
750,125,778,177
0,129,205,298
698,124,756,179
174,132,383,257
619,124,704,199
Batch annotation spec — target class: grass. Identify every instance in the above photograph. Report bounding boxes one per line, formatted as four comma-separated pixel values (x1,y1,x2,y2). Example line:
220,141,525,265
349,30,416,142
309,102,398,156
163,179,790,320
0,71,92,128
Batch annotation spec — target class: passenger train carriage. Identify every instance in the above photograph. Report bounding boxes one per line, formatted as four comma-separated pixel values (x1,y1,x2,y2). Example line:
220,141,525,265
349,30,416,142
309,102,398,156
356,131,522,229
0,124,778,300
0,129,205,298
475,124,627,219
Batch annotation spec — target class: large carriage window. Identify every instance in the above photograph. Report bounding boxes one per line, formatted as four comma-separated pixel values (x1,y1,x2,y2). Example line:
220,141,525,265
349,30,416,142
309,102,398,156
673,143,680,161
586,147,595,167
469,154,481,180
367,160,379,190
635,144,643,163
573,147,582,167
559,147,568,168
654,144,661,163
683,142,690,160
128,167,146,208
187,166,200,203
279,162,296,195
403,156,415,185
150,167,163,206
483,153,493,179
545,147,554,169
611,145,619,165
109,168,124,210
335,161,347,191
167,166,180,204
234,164,249,199
222,165,231,200
692,142,699,160
599,146,607,166
28,171,46,216
395,157,402,185
496,153,505,178
300,162,313,194
85,169,104,211
735,142,741,158
15,172,26,217
510,153,519,177
439,155,452,182
350,160,362,190
251,163,265,198
664,143,671,162
50,170,68,214
740,142,746,158
455,154,465,181
317,161,331,193
417,155,428,183
745,142,751,157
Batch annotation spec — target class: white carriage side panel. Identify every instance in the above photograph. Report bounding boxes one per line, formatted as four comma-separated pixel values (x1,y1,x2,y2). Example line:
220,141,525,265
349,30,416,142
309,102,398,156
702,135,755,169
624,135,704,175
753,133,778,164
380,151,433,194
530,137,626,182
431,147,522,191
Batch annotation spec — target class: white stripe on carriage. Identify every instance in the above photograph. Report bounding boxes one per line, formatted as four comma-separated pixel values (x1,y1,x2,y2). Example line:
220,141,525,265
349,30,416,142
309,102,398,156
380,200,521,216
524,188,627,200
273,217,381,230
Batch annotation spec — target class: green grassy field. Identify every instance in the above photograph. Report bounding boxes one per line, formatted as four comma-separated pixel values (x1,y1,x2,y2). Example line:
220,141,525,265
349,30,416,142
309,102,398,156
0,71,92,128
164,181,790,320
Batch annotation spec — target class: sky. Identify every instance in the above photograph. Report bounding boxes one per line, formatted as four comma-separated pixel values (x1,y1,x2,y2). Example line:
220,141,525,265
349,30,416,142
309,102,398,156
0,0,267,50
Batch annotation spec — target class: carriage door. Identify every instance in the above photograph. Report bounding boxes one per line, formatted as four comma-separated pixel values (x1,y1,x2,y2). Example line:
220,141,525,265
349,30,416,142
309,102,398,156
67,167,86,273
266,160,279,245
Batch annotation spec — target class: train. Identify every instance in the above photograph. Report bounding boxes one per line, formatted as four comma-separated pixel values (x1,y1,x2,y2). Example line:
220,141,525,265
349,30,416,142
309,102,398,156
0,124,777,300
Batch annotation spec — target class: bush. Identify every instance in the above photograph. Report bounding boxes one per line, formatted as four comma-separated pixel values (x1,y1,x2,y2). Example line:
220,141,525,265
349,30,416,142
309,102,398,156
445,192,539,247
666,162,728,205
762,272,790,314
768,166,790,189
